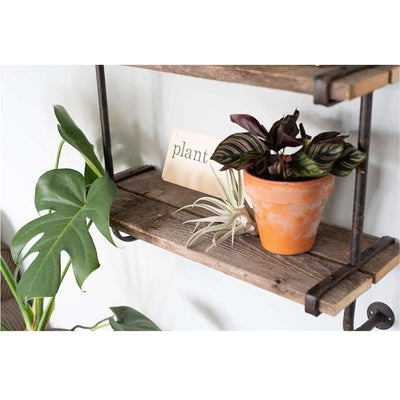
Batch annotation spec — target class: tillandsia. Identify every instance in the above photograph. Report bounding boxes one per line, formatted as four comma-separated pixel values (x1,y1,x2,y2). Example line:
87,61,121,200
210,110,366,180
177,167,258,252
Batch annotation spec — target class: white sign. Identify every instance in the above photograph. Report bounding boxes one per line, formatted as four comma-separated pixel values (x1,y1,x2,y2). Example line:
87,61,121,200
162,128,226,198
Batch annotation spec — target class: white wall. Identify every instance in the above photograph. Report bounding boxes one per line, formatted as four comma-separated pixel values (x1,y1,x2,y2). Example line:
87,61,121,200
1,65,398,330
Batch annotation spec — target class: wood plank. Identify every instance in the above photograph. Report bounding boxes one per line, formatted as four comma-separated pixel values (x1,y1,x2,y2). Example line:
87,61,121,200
311,224,399,283
373,65,400,83
111,187,372,316
116,167,399,284
128,65,394,102
110,168,395,316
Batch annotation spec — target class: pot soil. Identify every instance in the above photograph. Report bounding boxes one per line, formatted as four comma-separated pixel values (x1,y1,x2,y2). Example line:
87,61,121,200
243,170,334,255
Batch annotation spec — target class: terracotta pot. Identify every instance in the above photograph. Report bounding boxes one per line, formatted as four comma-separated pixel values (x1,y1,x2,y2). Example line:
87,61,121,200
243,170,335,255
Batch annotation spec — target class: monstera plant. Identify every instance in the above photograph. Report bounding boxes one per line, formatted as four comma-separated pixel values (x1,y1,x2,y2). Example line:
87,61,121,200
210,110,366,255
0,105,160,331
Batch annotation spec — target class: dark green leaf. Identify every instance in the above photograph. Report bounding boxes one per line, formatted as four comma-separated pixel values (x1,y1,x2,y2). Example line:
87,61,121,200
238,151,277,176
109,306,161,331
53,105,105,179
11,169,117,301
330,143,366,176
211,132,268,170
303,141,344,171
84,163,98,185
289,151,325,179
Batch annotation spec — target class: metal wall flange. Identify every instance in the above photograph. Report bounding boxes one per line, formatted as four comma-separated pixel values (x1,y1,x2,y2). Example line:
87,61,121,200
343,300,395,331
366,302,395,330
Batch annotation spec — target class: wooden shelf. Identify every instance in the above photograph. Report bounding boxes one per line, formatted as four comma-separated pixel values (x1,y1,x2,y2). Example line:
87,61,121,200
129,65,399,102
110,167,399,316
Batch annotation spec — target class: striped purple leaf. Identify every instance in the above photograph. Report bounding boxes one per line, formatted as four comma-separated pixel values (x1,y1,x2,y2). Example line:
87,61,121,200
211,132,268,170
330,143,366,176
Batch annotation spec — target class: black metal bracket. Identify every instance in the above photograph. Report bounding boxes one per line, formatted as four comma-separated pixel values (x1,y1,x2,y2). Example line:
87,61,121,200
305,91,396,330
314,65,373,106
95,64,139,242
343,301,395,331
305,236,395,316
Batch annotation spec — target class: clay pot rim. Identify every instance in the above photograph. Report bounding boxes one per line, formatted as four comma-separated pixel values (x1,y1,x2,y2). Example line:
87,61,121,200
243,169,334,189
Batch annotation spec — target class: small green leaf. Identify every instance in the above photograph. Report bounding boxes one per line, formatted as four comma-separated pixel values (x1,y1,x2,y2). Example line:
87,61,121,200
330,143,366,177
289,151,325,179
211,132,268,170
11,169,117,301
109,306,161,331
53,105,105,179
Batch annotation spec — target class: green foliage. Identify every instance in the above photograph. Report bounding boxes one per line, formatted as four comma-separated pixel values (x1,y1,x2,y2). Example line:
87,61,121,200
2,104,159,331
331,143,366,176
54,105,105,183
109,306,161,331
303,141,344,172
11,168,117,301
211,110,366,181
210,132,268,170
289,151,325,179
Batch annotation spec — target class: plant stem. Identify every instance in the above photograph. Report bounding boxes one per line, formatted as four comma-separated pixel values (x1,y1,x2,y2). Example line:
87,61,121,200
55,139,65,169
91,323,110,331
70,316,111,331
36,258,71,331
32,140,66,328
1,256,33,330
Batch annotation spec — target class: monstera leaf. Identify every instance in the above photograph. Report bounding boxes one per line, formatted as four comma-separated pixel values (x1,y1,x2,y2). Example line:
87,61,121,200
53,105,105,183
109,306,161,331
211,132,268,170
11,168,117,301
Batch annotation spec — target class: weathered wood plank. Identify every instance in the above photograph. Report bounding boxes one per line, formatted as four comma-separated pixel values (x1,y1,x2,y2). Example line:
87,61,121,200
128,65,396,102
115,167,399,284
311,224,399,283
111,187,372,316
373,65,400,83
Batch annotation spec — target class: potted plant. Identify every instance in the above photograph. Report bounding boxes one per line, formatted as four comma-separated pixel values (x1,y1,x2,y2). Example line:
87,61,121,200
0,105,160,331
210,110,366,255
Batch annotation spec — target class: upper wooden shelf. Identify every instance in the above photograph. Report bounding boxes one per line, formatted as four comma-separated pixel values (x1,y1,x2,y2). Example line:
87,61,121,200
110,167,399,317
129,65,399,103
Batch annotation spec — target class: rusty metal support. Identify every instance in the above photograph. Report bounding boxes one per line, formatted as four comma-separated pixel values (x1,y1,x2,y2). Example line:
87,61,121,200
343,92,395,331
305,236,395,316
304,92,395,329
95,65,137,242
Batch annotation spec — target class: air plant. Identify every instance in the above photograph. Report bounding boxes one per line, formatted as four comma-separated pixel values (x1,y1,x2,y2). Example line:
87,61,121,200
210,110,366,181
177,167,258,252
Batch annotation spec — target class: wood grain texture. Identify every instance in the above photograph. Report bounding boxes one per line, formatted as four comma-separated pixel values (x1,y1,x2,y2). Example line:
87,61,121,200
116,168,399,283
127,65,398,102
111,168,398,316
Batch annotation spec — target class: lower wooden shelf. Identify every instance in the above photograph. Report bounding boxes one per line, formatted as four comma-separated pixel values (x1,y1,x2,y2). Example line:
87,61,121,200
110,167,399,317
